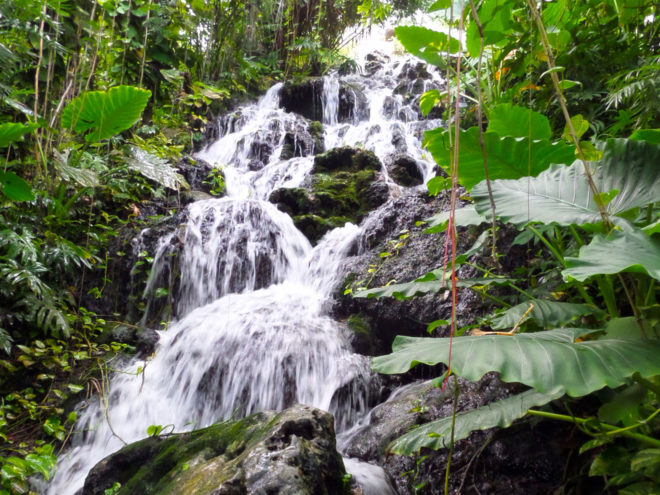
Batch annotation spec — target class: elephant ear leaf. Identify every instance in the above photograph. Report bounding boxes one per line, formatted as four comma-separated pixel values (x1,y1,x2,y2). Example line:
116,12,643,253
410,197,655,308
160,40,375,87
390,389,563,455
372,328,660,397
61,85,151,142
0,122,38,148
563,229,660,282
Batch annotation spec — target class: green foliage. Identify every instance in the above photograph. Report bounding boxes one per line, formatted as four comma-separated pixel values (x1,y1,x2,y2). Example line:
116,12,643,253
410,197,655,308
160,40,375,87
424,126,575,190
61,86,152,143
489,300,605,330
390,389,563,455
373,328,660,397
470,138,660,228
564,230,660,282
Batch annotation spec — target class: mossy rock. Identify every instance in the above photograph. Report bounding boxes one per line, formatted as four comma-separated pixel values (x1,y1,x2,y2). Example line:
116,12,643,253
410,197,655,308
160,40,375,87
347,313,375,355
312,146,381,174
82,405,348,495
293,214,348,244
269,187,314,216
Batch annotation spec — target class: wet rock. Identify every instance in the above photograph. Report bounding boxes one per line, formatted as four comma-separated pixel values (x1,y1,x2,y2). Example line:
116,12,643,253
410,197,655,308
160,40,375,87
341,375,571,495
293,214,349,244
176,157,215,192
278,79,368,124
339,85,369,123
334,191,485,353
309,120,325,154
268,187,314,216
269,147,389,244
388,154,424,187
82,405,348,495
279,78,324,121
312,146,382,174
100,325,160,356
364,51,390,75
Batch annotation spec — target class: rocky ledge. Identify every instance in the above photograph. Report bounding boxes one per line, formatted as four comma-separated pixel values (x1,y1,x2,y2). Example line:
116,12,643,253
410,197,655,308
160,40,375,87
81,405,348,495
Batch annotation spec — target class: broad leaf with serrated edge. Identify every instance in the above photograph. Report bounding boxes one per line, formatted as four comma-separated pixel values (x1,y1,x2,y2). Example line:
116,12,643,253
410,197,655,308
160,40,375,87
372,328,660,397
390,389,563,455
563,229,660,282
490,300,605,329
61,85,151,142
425,127,575,190
471,138,660,227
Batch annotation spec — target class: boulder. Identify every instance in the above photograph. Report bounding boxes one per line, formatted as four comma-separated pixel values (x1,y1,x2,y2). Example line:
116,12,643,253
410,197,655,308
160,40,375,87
387,154,424,187
82,405,348,495
269,147,389,244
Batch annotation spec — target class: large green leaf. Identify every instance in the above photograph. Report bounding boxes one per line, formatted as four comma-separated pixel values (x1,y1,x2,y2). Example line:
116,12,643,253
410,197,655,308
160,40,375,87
490,299,605,330
466,0,514,57
563,230,660,282
472,139,660,228
0,171,34,201
354,276,515,300
390,389,563,455
487,104,552,140
424,205,490,233
394,26,460,67
425,127,575,190
61,85,151,142
372,328,660,397
125,146,189,191
0,122,38,148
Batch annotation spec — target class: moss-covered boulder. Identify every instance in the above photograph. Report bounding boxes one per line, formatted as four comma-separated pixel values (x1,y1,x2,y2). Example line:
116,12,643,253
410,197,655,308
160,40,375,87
312,146,381,174
82,405,348,495
270,147,389,243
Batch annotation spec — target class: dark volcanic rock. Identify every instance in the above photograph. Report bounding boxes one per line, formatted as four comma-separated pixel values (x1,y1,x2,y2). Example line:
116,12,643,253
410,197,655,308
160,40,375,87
388,154,424,187
82,405,348,495
269,147,389,244
279,78,325,121
334,191,485,354
341,375,570,495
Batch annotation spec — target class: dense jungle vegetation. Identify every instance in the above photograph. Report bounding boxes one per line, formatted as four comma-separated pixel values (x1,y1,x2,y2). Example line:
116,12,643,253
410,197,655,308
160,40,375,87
0,0,659,493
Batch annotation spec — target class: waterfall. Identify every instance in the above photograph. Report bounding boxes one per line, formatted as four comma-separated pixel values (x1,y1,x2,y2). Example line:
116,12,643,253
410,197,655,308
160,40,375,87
47,50,443,495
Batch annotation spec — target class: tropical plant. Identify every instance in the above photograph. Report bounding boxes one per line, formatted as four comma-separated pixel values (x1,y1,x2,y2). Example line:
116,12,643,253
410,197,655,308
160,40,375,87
361,0,660,492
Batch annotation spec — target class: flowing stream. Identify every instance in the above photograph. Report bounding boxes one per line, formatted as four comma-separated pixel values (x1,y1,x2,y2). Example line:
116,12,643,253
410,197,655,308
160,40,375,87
48,42,442,495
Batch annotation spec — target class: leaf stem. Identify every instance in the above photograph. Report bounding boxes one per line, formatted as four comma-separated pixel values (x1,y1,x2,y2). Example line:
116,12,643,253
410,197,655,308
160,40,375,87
527,409,660,448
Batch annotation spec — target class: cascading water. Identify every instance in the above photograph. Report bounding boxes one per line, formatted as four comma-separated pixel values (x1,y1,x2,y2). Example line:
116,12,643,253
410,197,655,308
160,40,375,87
48,43,443,495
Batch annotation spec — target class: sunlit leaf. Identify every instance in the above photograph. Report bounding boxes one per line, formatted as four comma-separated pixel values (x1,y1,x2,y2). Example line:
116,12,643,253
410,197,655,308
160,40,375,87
425,127,575,190
395,26,460,67
61,85,151,142
487,103,552,140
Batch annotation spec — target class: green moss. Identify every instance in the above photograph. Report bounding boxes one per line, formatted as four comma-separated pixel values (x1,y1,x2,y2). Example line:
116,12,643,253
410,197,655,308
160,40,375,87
347,314,371,336
115,412,275,495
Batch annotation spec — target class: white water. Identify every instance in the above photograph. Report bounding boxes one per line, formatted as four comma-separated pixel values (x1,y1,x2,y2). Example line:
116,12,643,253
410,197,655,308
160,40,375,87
48,44,443,495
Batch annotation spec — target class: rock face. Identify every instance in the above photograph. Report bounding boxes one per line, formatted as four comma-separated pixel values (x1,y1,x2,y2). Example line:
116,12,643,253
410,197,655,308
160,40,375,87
341,376,570,495
333,191,486,356
269,147,389,243
82,405,348,495
278,79,369,124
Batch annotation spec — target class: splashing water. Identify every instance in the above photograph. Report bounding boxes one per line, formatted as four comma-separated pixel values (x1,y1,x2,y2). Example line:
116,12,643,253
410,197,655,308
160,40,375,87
48,46,444,495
